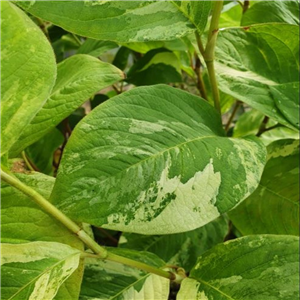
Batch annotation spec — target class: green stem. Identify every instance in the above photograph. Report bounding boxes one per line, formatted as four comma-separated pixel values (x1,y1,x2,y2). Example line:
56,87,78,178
21,151,35,172
72,33,82,46
0,169,179,281
1,169,107,258
106,252,176,280
202,0,224,114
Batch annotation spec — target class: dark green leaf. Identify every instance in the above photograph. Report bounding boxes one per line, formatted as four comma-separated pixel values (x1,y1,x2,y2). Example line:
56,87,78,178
119,216,228,271
25,128,64,175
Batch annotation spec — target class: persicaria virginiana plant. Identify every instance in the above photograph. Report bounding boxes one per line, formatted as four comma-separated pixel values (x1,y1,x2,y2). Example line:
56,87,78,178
1,1,299,299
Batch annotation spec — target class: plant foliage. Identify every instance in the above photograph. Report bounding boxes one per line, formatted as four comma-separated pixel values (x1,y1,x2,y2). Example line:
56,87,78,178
1,1,299,299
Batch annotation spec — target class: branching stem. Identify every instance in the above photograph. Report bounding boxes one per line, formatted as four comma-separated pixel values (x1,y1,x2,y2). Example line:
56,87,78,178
0,169,180,281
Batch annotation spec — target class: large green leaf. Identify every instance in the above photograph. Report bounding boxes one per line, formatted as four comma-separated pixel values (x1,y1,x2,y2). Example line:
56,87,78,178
51,85,266,234
216,24,299,130
18,1,211,43
242,1,299,26
80,248,169,300
177,235,299,300
229,139,299,236
1,172,84,300
1,2,56,155
1,241,81,300
119,216,228,272
9,54,124,157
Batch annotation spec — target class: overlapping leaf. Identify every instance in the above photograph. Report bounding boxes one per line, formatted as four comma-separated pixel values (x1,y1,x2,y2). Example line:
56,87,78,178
80,248,169,300
216,24,299,130
1,242,81,300
10,54,124,156
17,1,211,43
1,2,56,155
177,235,299,300
127,48,182,86
1,172,84,299
51,85,266,234
229,139,299,236
242,0,299,26
120,216,228,272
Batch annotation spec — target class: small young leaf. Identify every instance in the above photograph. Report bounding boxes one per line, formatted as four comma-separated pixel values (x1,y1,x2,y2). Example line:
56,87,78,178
80,248,169,300
51,85,266,235
233,109,265,138
1,2,56,155
1,241,81,300
177,235,299,300
229,139,299,236
9,54,124,156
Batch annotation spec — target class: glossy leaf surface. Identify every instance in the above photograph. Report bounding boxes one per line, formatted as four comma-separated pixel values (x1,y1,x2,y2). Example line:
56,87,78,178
1,242,81,300
216,24,299,130
229,139,299,236
1,2,56,155
80,248,169,300
51,85,266,234
10,54,124,156
177,235,299,300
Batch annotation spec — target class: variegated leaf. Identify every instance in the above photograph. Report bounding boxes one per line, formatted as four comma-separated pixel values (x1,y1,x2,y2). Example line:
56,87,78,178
1,242,81,300
51,85,266,234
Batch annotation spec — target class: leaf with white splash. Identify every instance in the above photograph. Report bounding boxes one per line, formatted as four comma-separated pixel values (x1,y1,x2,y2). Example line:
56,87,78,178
51,85,266,234
177,235,299,300
1,242,81,300
79,248,169,300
